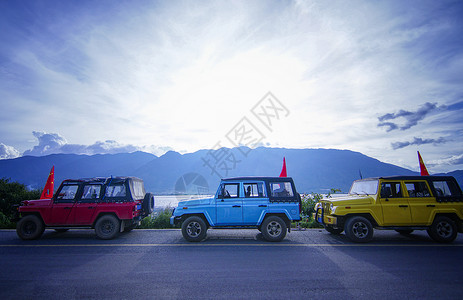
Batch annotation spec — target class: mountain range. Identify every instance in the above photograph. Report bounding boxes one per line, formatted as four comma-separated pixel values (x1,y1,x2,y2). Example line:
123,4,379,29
0,147,461,194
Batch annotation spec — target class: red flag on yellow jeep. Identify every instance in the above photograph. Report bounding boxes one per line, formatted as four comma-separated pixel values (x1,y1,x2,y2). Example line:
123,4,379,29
279,157,287,177
418,151,429,176
40,166,54,199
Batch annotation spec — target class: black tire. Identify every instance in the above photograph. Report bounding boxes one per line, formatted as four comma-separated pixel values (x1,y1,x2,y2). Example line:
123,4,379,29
325,225,344,235
427,216,457,243
143,193,155,215
344,216,373,243
16,215,44,240
181,216,207,242
395,229,414,235
261,216,287,242
95,215,120,240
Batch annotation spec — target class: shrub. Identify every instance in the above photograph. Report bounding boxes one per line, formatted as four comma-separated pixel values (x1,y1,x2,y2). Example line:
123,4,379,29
0,211,15,229
139,207,176,229
294,189,342,229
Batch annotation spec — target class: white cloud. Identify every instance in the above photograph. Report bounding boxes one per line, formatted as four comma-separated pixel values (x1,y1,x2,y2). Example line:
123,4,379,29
23,131,67,156
0,143,20,159
22,131,169,157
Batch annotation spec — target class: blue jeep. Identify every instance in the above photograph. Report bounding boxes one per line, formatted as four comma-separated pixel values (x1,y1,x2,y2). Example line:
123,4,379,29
170,177,301,242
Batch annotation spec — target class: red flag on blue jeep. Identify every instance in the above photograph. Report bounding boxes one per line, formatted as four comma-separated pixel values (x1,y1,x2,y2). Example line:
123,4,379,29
40,166,54,199
279,157,287,177
418,151,429,176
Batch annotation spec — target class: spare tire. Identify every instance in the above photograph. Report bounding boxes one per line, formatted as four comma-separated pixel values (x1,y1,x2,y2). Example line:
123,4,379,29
143,193,154,214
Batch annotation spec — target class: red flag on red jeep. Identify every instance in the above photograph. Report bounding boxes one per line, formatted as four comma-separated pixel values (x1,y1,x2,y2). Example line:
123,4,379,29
40,166,54,199
279,157,287,177
418,151,429,176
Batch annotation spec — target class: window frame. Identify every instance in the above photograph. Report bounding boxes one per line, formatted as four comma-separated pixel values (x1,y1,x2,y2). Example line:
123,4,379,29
79,184,103,203
243,182,266,198
54,184,80,204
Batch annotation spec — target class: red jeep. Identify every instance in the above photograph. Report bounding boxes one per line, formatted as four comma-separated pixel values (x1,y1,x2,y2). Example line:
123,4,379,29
15,176,154,240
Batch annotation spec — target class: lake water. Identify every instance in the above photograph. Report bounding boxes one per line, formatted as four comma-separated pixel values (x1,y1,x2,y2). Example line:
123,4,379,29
154,195,213,209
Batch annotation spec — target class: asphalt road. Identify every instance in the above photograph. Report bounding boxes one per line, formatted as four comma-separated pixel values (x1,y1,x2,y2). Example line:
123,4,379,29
1,228,463,299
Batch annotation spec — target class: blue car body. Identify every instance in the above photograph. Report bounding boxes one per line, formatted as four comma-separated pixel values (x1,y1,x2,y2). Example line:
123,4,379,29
171,177,301,229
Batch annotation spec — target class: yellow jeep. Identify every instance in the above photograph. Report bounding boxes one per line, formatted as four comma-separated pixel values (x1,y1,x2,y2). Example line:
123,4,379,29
314,176,463,243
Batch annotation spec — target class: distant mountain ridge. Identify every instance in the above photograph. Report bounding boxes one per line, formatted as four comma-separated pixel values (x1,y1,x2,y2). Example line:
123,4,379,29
0,147,461,193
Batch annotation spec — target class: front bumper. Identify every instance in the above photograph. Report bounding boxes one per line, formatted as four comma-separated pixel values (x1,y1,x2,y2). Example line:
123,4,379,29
313,208,337,226
170,216,182,226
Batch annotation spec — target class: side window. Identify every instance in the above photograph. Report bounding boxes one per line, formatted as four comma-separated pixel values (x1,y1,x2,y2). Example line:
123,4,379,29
104,184,127,202
244,183,266,198
405,182,431,197
131,181,145,199
222,184,239,198
80,185,102,203
380,182,403,198
433,181,452,197
56,185,79,203
269,182,294,197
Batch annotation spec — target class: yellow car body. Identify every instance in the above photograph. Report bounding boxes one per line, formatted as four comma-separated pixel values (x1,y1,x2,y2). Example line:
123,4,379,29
314,176,463,242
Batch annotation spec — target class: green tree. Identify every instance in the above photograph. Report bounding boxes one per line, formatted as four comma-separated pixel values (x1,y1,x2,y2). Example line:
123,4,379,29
0,178,41,227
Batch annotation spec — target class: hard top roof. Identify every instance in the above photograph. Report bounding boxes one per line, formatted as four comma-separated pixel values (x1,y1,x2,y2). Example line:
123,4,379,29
356,175,456,181
222,176,294,182
62,176,143,184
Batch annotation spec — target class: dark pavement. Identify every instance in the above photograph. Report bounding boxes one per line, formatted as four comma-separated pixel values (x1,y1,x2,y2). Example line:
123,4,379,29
1,228,463,299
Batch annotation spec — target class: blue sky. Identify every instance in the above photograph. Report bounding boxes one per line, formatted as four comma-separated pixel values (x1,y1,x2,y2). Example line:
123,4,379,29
0,0,462,173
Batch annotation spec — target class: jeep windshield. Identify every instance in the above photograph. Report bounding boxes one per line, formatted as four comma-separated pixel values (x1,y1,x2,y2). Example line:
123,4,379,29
349,180,378,195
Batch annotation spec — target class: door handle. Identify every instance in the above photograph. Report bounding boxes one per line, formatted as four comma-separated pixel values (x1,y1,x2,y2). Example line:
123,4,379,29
398,205,408,208
426,205,435,207
64,207,72,210
258,205,267,207
232,205,241,208
88,206,95,209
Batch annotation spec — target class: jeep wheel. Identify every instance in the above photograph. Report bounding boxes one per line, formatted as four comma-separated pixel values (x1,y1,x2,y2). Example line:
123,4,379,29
261,216,287,242
182,216,207,242
325,225,343,235
95,215,120,240
17,215,44,240
395,229,413,235
427,216,457,243
344,216,373,243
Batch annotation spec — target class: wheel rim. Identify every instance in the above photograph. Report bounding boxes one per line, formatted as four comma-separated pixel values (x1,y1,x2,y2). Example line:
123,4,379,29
436,221,452,238
23,221,37,235
186,221,201,237
352,221,369,238
101,220,115,235
267,221,282,237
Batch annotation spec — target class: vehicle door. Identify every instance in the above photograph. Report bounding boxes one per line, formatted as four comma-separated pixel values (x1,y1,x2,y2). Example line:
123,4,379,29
49,184,80,225
242,182,268,225
379,181,412,225
404,181,434,225
71,184,102,225
216,183,243,225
